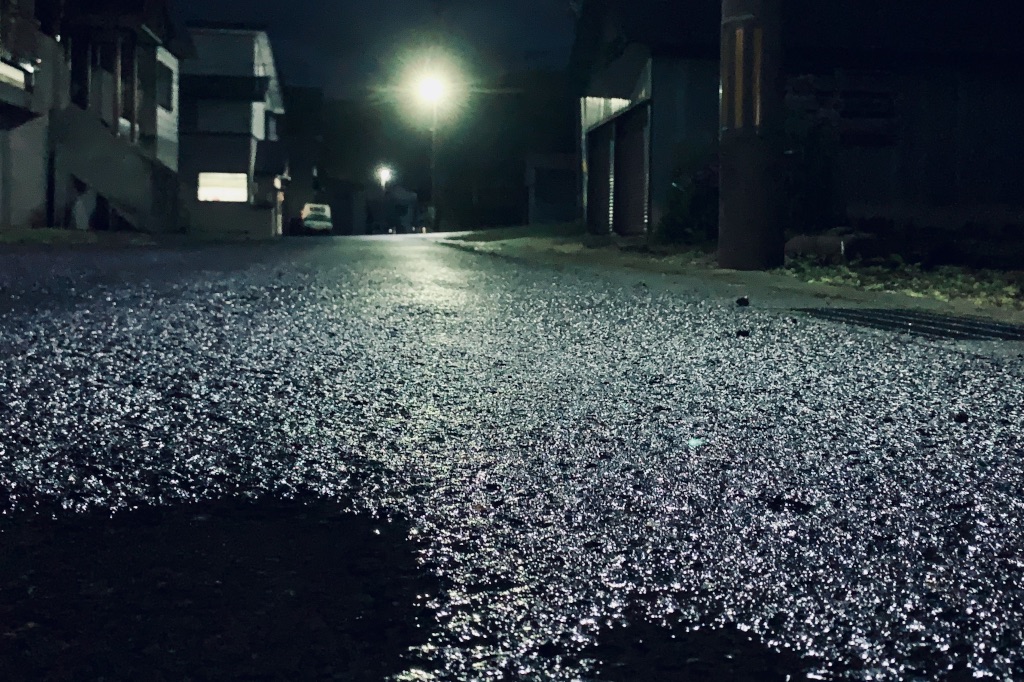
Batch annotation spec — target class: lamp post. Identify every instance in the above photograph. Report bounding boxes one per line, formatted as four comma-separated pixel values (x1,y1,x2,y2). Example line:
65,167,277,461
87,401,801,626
417,75,447,231
376,165,394,192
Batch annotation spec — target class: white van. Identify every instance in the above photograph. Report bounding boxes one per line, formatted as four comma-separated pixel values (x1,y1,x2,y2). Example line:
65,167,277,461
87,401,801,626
301,204,333,233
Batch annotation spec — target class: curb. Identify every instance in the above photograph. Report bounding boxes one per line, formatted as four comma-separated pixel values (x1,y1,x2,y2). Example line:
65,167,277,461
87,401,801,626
438,237,1024,326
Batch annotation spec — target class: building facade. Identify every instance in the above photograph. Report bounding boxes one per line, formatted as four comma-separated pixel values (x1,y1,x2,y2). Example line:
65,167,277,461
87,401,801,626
574,0,1024,261
573,0,730,240
0,0,189,234
179,23,287,239
1,0,67,231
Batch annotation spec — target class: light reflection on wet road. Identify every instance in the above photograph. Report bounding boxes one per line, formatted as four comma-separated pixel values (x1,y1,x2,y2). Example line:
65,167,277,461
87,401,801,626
1,236,1023,680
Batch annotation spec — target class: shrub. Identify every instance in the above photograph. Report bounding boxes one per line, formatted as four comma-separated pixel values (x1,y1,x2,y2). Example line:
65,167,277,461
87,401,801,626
656,143,719,246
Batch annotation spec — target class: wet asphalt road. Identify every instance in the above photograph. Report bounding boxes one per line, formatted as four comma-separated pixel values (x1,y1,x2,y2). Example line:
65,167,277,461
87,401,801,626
1,236,1023,681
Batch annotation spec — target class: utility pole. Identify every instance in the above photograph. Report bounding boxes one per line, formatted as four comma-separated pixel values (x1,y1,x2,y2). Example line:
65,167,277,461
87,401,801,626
430,100,439,231
718,0,784,270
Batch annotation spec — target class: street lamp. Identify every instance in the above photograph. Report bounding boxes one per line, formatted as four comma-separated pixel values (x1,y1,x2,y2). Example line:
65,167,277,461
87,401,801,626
417,75,447,106
376,165,394,192
416,74,449,231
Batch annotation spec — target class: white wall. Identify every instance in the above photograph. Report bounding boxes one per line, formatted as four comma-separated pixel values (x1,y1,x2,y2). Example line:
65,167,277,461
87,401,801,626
155,46,180,171
188,201,279,238
0,35,65,231
255,32,284,113
183,31,257,77
0,114,49,230
251,101,266,140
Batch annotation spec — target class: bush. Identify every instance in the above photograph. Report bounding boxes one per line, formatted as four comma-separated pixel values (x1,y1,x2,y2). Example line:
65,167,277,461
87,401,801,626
656,143,719,246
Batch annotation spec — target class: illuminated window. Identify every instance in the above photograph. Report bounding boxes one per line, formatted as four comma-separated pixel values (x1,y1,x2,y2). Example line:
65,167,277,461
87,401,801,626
582,97,632,131
0,61,27,89
197,173,248,202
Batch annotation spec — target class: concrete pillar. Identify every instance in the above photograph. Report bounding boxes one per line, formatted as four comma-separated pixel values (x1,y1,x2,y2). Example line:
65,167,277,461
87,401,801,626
718,0,784,270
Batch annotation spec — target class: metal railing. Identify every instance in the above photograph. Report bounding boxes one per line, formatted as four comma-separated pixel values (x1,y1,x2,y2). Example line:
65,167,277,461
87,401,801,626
0,0,39,93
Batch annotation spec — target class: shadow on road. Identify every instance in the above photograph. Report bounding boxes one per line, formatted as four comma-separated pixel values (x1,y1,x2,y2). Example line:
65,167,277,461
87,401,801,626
0,497,437,681
584,614,811,682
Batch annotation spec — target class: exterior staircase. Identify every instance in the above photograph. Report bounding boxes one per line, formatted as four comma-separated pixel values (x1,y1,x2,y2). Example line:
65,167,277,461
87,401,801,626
50,104,179,233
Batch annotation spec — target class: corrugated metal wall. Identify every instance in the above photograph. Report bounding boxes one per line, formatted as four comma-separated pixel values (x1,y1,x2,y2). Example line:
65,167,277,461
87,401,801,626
585,105,652,236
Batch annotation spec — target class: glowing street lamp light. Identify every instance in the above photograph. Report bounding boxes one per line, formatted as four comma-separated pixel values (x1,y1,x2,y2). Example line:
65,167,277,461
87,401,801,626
376,165,394,191
417,75,447,106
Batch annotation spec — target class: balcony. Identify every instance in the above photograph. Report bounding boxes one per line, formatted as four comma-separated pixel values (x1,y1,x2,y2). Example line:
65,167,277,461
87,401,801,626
0,3,40,61
180,74,270,102
0,2,39,105
0,57,26,88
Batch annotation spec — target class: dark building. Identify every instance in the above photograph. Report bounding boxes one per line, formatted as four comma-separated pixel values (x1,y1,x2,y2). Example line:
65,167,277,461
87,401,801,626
573,0,1024,256
443,69,577,229
179,22,288,238
571,0,719,237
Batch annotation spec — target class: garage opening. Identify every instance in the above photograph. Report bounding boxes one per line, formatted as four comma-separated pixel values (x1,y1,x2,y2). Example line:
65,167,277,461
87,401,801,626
586,123,614,234
613,105,649,237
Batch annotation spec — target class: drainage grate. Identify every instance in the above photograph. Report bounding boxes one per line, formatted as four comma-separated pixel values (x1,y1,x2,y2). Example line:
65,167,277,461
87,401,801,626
797,308,1024,341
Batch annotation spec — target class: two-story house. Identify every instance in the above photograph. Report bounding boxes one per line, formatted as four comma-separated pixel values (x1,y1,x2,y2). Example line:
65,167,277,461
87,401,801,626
179,22,288,239
1,0,69,231
0,0,191,234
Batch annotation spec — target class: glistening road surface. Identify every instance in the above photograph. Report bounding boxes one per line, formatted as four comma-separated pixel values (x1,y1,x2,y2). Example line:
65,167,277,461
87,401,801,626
1,236,1023,681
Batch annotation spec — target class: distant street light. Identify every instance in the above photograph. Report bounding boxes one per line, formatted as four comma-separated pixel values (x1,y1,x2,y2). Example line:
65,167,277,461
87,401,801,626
376,165,394,191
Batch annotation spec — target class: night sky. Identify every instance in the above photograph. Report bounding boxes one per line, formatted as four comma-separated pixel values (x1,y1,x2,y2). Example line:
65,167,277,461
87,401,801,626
174,0,578,97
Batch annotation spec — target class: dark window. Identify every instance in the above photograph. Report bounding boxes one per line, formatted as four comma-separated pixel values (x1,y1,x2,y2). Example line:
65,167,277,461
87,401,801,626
156,62,174,111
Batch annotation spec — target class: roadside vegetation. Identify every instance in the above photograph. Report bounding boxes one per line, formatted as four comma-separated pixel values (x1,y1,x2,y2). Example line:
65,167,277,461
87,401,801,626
448,223,1024,313
784,258,1024,310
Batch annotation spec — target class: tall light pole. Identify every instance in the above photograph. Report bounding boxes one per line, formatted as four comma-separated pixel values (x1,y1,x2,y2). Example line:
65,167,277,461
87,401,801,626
376,165,394,192
417,74,447,231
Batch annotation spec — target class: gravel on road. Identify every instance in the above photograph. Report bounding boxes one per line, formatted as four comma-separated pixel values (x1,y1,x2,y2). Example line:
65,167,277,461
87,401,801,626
1,237,1022,680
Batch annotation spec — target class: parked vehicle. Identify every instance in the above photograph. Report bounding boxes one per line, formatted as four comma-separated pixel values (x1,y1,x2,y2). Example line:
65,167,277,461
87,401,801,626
301,204,333,234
